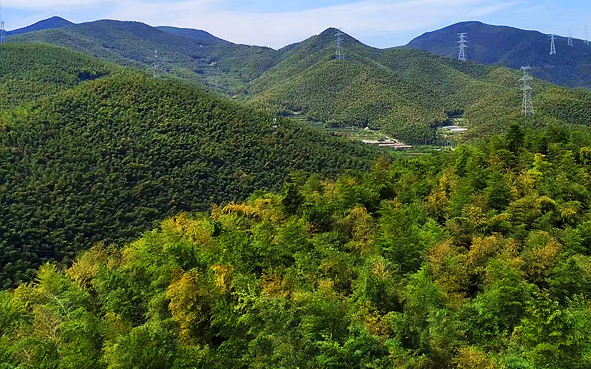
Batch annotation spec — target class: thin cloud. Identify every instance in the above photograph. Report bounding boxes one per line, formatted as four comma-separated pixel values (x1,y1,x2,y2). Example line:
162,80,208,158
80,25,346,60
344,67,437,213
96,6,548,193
104,0,520,48
3,0,115,10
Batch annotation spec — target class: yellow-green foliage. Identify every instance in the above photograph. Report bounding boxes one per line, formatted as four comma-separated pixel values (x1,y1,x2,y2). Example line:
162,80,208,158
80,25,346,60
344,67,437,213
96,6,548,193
3,126,591,368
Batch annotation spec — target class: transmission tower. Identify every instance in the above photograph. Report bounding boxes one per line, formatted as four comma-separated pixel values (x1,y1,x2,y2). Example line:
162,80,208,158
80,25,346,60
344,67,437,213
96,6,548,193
549,34,557,55
0,0,5,45
0,21,5,45
585,26,590,46
153,49,160,78
335,29,345,60
568,30,574,47
520,66,534,117
458,33,468,61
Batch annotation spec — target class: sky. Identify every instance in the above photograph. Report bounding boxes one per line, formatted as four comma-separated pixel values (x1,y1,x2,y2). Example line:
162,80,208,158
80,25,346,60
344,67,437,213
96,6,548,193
2,0,591,49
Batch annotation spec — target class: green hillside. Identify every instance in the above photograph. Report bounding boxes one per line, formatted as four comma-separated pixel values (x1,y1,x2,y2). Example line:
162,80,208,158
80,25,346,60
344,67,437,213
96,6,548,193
407,21,591,89
247,28,591,143
9,20,280,94
9,21,591,144
6,16,73,36
0,46,377,288
0,43,116,109
3,125,591,368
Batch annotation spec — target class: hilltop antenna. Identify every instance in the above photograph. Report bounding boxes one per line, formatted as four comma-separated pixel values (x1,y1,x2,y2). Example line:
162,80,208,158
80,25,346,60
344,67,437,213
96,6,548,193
458,33,468,61
520,66,534,117
549,34,557,55
335,29,345,60
568,30,574,47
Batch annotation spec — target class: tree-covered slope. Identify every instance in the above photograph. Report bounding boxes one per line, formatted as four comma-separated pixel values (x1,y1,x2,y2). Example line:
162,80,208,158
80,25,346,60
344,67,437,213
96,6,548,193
407,21,591,89
6,16,73,36
0,70,377,288
157,26,228,44
247,28,591,143
8,20,281,94
3,125,591,368
0,43,116,109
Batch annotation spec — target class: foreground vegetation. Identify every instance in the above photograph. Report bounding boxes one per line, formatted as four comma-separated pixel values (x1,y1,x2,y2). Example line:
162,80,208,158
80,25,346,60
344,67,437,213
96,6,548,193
2,125,591,368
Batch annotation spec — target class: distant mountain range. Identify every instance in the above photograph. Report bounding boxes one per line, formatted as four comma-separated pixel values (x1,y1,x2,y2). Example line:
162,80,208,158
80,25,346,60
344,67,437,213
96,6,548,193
246,27,591,142
7,18,280,94
5,17,591,143
6,16,73,36
8,17,591,90
407,21,591,89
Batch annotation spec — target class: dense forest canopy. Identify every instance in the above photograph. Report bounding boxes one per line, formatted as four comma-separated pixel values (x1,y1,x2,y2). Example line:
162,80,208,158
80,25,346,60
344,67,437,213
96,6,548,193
0,43,116,109
3,28,591,368
0,49,378,288
2,125,591,368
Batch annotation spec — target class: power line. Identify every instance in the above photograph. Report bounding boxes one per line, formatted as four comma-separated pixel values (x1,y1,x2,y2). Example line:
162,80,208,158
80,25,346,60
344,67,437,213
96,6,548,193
520,66,534,117
458,32,468,61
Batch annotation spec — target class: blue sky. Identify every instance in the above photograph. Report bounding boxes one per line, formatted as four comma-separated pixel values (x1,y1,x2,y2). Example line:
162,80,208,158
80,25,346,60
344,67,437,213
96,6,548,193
2,0,591,48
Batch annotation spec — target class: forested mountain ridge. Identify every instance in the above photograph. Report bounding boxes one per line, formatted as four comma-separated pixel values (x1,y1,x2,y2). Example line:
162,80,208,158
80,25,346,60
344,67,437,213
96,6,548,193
5,16,73,36
2,124,591,368
407,21,591,89
157,26,229,44
0,44,378,288
0,43,117,109
8,19,281,94
246,28,591,143
8,19,591,143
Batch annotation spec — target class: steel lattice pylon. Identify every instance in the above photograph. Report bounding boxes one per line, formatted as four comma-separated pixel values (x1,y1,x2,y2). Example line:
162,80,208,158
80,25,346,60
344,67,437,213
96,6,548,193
549,34,557,55
458,33,468,61
520,66,534,117
335,30,345,60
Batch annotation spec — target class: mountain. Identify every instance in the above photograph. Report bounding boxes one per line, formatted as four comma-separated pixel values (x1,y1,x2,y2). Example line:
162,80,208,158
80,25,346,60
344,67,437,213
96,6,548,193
6,16,73,36
247,28,591,143
407,21,591,89
0,43,117,109
0,43,378,288
8,19,591,144
9,19,281,94
157,26,228,44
